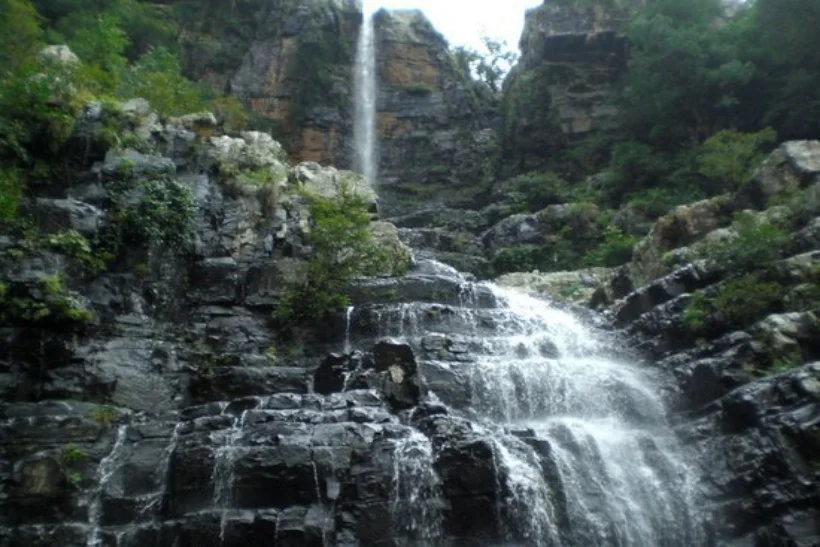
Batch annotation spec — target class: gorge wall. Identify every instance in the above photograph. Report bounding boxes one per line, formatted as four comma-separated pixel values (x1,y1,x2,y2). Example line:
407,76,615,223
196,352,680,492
502,1,630,172
179,0,496,216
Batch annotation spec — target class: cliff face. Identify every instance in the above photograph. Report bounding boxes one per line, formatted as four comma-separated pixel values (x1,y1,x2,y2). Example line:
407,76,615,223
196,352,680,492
228,0,360,165
502,1,630,171
372,10,497,215
178,2,496,215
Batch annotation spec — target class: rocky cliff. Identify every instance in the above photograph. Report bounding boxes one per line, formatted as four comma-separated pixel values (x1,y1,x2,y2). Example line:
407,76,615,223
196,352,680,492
175,0,496,215
371,10,497,215
499,140,820,545
502,1,630,171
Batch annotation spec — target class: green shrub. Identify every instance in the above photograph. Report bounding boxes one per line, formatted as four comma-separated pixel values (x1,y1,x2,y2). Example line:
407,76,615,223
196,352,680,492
212,95,250,132
696,128,777,192
0,0,42,72
584,225,639,267
89,406,118,425
119,47,208,117
46,230,107,274
0,274,94,325
0,167,23,221
0,60,82,161
625,186,705,218
605,141,670,203
683,275,785,332
507,171,572,213
124,178,196,247
275,184,393,326
63,12,129,93
492,238,581,276
698,211,790,271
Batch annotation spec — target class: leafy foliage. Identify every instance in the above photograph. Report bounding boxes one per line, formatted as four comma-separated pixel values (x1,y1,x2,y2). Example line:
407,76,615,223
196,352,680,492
697,211,790,271
492,239,581,276
683,275,785,332
453,36,519,93
584,226,639,267
275,185,397,326
0,0,42,71
119,47,209,117
696,128,777,191
121,178,197,249
621,0,753,149
0,167,23,221
507,171,573,213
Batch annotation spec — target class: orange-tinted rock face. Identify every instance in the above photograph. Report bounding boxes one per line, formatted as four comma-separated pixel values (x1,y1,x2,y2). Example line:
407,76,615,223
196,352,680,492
380,43,439,88
182,2,496,214
378,112,414,140
294,126,341,165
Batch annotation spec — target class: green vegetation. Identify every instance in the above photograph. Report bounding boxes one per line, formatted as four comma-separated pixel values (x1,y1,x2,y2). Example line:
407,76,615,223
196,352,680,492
506,171,574,214
46,230,107,274
683,275,785,332
0,274,94,326
275,185,404,327
89,406,118,425
59,443,87,463
584,226,639,267
696,212,791,271
492,239,580,276
504,0,818,220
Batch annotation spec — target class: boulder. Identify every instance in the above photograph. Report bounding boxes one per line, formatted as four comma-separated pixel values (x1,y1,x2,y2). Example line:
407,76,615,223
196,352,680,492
100,149,176,179
291,163,378,211
496,267,614,307
37,45,79,65
370,340,421,409
368,221,413,276
630,196,732,285
206,133,289,173
736,140,820,209
31,199,105,237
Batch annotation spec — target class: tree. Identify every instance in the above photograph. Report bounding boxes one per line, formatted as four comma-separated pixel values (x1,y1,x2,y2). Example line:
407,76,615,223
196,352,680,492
696,128,777,191
621,0,754,150
453,36,519,93
0,0,42,71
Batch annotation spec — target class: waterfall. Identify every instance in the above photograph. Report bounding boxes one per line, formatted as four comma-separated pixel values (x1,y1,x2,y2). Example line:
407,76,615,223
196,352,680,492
481,285,703,545
381,267,705,545
353,3,378,184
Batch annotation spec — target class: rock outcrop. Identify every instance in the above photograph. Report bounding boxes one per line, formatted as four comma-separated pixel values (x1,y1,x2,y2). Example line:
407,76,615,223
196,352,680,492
372,10,497,215
603,141,820,545
174,1,496,217
502,1,631,171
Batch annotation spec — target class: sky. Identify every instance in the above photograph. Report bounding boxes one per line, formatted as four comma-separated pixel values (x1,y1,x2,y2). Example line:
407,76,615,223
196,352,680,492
364,0,544,52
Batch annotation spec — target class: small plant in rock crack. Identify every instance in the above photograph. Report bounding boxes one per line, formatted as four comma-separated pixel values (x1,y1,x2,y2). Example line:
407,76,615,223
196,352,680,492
60,444,87,463
59,443,88,488
90,406,118,426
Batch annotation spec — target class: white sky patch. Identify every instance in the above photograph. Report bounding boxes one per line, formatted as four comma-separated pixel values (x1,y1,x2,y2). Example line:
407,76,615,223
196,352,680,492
365,0,544,51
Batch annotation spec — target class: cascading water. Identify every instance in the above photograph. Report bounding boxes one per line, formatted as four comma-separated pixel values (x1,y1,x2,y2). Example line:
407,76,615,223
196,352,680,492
383,266,705,545
390,430,445,543
86,425,128,547
353,1,378,184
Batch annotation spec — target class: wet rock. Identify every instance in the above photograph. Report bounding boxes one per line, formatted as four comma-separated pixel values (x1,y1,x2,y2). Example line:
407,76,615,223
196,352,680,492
29,199,105,237
614,262,719,327
370,341,420,409
630,196,732,285
313,353,352,396
188,366,309,405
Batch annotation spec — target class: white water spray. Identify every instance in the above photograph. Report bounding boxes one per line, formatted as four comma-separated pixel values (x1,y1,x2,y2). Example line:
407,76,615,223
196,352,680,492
353,3,378,184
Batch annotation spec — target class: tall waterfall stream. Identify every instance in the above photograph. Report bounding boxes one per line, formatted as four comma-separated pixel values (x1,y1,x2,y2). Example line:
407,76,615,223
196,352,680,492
375,265,705,546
